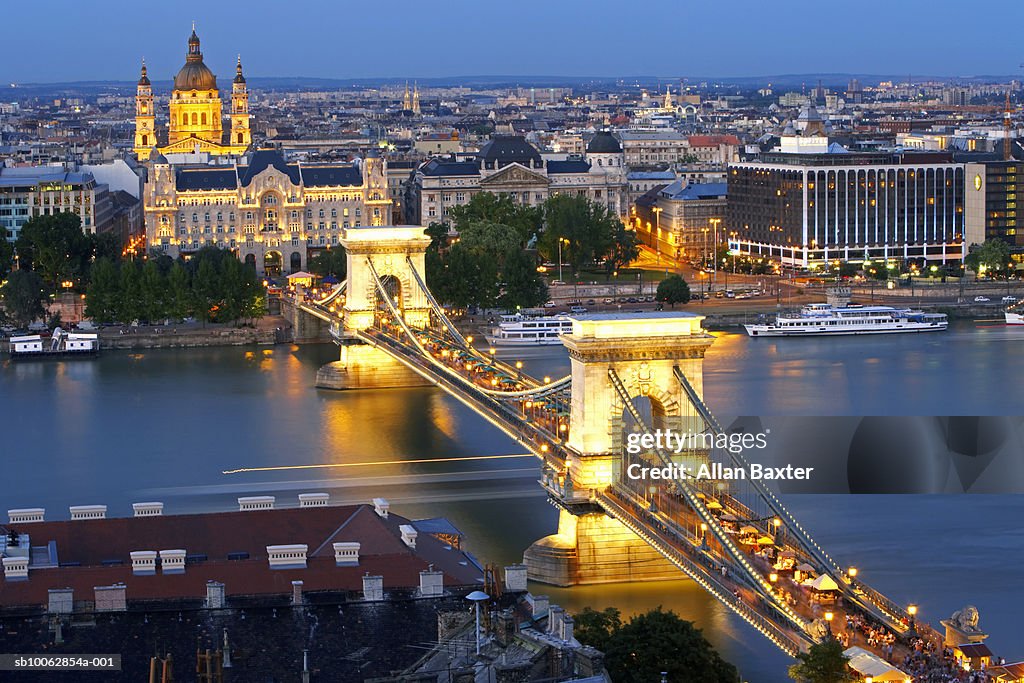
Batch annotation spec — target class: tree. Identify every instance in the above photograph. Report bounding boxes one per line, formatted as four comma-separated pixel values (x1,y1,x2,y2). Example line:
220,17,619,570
539,194,624,276
457,221,522,263
449,192,543,244
15,213,93,292
138,259,167,322
0,270,47,327
308,247,347,279
572,607,622,654
604,222,640,279
965,239,1012,278
594,607,739,683
166,260,194,320
193,258,221,323
91,232,122,263
788,639,856,683
0,230,13,279
85,257,120,323
656,275,691,308
499,247,548,310
116,259,143,323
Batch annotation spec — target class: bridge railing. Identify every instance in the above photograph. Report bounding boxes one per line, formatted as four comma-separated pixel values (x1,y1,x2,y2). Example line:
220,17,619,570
597,488,809,657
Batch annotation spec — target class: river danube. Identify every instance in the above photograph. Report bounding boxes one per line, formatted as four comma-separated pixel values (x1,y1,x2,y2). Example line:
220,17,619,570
3,321,1023,680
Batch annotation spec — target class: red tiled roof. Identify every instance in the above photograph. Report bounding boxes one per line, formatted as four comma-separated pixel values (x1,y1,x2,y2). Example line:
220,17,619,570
687,135,741,147
0,504,481,607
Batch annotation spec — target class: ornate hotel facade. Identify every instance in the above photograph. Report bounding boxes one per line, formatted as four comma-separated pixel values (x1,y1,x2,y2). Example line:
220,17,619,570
144,149,391,275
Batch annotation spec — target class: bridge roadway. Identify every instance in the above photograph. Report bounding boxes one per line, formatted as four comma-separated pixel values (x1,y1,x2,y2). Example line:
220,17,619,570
290,286,947,662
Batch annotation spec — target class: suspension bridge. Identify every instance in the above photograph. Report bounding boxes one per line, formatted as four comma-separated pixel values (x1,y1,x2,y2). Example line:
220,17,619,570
281,226,959,660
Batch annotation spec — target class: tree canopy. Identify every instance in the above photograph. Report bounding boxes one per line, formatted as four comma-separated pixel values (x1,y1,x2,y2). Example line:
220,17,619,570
0,269,47,327
788,638,856,683
15,213,94,291
965,238,1013,277
656,274,691,308
574,606,739,683
539,193,629,277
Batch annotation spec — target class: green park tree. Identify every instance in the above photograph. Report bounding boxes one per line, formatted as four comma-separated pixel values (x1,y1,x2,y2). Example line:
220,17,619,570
499,246,548,310
448,191,543,243
0,269,47,327
116,260,143,323
139,260,167,322
656,274,691,308
15,213,94,291
84,257,120,323
0,230,14,279
582,607,739,683
965,239,1013,278
787,639,856,683
166,261,194,320
539,194,625,276
308,247,347,279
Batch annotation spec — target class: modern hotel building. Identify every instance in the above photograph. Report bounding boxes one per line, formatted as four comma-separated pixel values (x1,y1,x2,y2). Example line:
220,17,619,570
727,149,967,268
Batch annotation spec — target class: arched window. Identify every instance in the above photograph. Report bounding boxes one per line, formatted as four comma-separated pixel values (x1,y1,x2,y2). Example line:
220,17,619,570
191,113,198,125
237,133,244,143
182,113,188,126
201,112,207,126
141,134,148,146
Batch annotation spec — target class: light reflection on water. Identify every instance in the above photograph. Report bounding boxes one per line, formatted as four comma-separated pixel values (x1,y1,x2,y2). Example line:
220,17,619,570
3,324,1024,680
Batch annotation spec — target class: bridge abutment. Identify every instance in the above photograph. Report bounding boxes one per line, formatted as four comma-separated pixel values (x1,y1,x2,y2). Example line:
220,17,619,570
316,342,432,390
525,509,681,586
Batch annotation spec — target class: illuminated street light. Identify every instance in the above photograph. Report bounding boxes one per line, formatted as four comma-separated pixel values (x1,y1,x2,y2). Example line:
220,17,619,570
824,611,833,637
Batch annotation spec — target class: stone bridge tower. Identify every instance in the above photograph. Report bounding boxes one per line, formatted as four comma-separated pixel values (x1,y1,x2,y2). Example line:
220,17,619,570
525,312,716,586
315,226,433,390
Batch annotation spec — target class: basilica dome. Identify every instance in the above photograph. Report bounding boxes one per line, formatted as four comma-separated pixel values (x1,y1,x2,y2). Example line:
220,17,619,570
173,29,218,91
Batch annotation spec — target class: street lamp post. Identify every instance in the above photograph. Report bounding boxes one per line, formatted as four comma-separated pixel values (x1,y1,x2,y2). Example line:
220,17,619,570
467,591,489,655
652,206,663,265
824,611,834,638
709,218,721,287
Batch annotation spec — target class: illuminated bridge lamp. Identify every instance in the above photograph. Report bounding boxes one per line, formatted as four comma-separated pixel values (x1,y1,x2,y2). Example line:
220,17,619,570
824,610,833,636
491,378,498,387
848,566,857,580
908,604,918,632
544,376,551,384
466,335,474,345
700,522,708,547
489,348,496,356
769,572,778,584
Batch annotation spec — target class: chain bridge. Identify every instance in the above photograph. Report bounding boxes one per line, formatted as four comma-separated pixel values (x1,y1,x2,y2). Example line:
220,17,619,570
282,226,961,659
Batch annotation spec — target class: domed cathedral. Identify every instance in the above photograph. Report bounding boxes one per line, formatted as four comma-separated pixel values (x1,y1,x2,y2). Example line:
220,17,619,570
134,27,251,160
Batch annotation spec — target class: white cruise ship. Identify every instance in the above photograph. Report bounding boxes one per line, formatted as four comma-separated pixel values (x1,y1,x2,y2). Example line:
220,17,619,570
744,303,947,337
485,314,574,346
1006,302,1024,325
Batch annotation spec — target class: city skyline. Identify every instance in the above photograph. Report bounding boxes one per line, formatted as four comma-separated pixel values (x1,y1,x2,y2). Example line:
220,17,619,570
3,0,1023,84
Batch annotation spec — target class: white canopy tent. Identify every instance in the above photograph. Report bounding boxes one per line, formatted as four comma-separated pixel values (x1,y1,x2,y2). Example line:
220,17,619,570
843,646,912,681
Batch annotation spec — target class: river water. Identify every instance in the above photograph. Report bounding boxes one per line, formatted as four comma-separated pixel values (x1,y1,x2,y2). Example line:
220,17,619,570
2,320,1023,681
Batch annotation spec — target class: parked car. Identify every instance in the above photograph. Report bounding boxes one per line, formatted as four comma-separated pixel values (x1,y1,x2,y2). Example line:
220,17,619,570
626,297,638,303
974,296,991,303
603,298,613,305
586,299,596,306
550,280,566,286
569,306,588,315
543,301,557,308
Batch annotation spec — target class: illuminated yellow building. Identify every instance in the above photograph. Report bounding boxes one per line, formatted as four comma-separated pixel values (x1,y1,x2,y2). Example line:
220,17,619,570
134,28,250,160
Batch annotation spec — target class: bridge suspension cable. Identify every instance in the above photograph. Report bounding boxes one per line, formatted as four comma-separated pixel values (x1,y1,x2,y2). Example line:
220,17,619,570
607,367,813,637
672,366,911,632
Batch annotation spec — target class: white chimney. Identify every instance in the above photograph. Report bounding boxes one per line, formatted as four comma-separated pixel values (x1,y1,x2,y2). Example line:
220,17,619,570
206,581,225,608
70,505,107,521
548,605,564,635
372,498,389,518
399,524,418,549
238,496,275,511
292,580,304,605
504,564,528,592
94,584,126,612
528,594,549,620
129,551,157,575
2,556,29,581
159,549,186,574
132,502,164,517
362,574,383,601
7,508,44,524
418,569,444,597
299,493,329,508
333,542,360,566
48,588,74,614
561,615,575,642
266,544,307,569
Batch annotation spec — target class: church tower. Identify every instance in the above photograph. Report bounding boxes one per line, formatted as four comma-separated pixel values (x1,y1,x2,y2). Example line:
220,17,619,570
663,85,673,111
230,56,251,150
412,82,421,115
403,82,412,112
134,60,155,160
167,26,223,150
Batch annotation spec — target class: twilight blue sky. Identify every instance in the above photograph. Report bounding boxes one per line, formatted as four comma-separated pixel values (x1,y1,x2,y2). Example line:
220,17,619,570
2,0,1021,83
